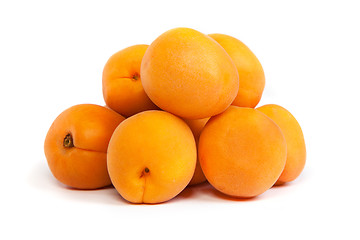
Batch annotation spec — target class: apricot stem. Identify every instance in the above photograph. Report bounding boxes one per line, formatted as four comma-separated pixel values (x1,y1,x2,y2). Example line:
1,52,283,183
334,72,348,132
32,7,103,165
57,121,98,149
63,134,74,148
144,167,150,173
132,73,140,81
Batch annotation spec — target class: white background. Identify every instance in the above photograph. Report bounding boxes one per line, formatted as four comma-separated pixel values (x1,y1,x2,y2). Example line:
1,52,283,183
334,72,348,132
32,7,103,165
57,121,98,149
1,0,359,239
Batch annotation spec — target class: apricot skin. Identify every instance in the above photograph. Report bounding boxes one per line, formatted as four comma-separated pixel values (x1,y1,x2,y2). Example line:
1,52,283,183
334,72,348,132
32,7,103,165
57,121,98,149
141,27,239,119
107,110,197,204
257,104,306,185
209,33,265,108
199,106,287,198
102,44,158,117
183,118,209,186
44,104,125,189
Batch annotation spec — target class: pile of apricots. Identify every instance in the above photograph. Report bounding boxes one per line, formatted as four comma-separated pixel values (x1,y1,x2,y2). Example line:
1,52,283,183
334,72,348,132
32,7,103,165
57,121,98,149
44,27,306,204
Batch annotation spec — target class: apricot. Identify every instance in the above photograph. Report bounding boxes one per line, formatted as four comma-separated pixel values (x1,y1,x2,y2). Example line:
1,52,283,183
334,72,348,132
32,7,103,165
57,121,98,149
141,27,239,119
209,33,265,108
107,110,197,204
102,44,158,117
44,104,125,189
257,104,306,185
199,106,287,198
183,118,209,185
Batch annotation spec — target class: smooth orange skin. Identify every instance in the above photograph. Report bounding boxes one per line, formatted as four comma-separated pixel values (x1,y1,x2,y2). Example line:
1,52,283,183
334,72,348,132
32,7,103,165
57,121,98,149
209,34,265,108
199,106,287,198
141,28,239,119
107,110,197,204
103,44,159,117
257,104,306,185
183,118,209,186
44,104,125,189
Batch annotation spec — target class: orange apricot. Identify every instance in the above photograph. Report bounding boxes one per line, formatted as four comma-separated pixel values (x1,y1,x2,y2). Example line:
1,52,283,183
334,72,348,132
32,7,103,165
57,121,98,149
209,33,265,108
141,27,239,119
102,44,159,117
107,110,197,204
44,104,125,189
183,118,209,186
257,104,306,185
199,106,287,198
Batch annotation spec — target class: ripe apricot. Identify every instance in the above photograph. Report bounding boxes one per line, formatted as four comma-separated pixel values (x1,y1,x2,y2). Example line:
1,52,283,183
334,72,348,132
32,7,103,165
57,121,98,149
141,27,239,119
107,110,197,204
199,106,286,198
44,104,125,189
102,44,158,117
183,118,209,186
209,33,265,108
257,104,306,185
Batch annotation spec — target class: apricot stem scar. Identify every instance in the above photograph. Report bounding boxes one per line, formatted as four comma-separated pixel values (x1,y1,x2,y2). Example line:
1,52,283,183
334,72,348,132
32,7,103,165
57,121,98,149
144,167,150,173
63,134,74,148
132,73,140,81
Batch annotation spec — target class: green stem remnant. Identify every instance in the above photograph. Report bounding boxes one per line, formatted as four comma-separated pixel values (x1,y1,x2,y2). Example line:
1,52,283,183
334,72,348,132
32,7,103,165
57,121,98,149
63,134,74,148
132,73,140,81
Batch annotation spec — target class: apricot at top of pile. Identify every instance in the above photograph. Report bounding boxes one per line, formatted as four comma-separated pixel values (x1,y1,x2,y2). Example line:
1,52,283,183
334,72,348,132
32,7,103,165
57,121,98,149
141,27,239,119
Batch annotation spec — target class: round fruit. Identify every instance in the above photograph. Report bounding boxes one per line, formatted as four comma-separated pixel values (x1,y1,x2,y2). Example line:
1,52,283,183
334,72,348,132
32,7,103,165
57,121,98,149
44,104,125,189
209,33,265,108
107,110,197,203
141,27,239,119
257,104,306,185
199,106,287,197
102,44,158,117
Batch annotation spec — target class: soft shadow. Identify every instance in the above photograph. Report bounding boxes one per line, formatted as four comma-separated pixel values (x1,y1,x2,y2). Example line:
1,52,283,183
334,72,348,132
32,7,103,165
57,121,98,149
187,181,209,188
175,187,195,200
271,172,307,189
175,181,207,198
62,184,114,191
198,183,262,202
271,182,290,188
